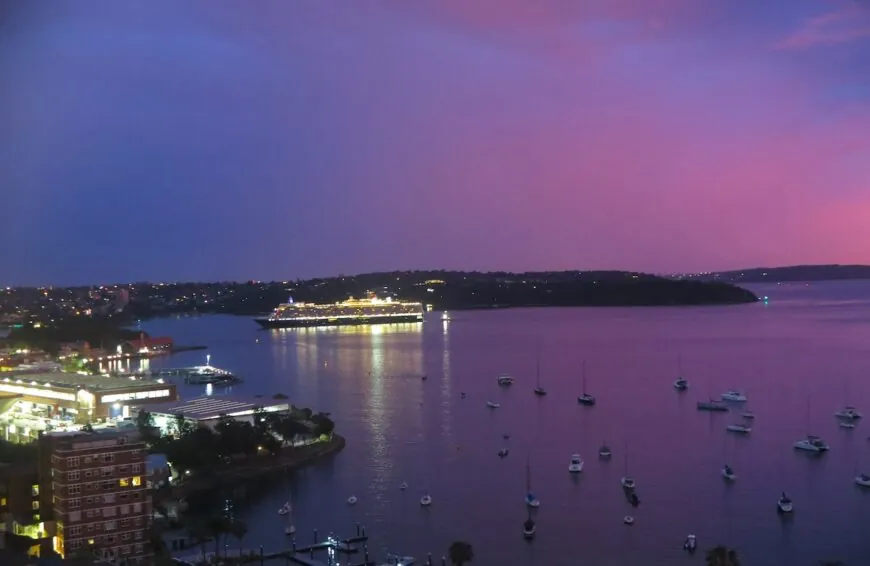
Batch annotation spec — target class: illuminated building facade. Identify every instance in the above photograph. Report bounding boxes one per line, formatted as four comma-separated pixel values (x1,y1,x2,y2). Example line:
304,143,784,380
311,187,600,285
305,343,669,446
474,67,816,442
0,462,53,547
0,371,177,422
40,429,151,563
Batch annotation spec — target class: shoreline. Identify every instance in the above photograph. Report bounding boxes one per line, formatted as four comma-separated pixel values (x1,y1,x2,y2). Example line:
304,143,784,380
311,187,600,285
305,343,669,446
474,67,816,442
165,434,346,499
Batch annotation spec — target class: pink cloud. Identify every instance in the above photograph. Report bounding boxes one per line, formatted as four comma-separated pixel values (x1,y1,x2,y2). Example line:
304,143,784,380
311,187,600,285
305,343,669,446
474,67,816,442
774,2,870,50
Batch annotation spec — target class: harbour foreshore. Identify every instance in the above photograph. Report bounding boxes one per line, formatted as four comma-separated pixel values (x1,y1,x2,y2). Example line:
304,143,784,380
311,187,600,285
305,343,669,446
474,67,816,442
167,434,346,498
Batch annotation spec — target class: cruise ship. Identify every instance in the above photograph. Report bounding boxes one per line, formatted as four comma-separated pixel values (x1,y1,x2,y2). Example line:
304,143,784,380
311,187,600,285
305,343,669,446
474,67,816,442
254,295,425,329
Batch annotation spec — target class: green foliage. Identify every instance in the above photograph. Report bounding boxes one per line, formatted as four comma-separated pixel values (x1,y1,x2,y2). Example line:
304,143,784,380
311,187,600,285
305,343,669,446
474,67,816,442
705,546,741,566
310,412,335,436
7,316,142,352
448,541,474,566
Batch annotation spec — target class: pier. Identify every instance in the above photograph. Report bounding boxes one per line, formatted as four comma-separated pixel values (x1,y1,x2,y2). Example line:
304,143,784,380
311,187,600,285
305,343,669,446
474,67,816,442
153,365,242,385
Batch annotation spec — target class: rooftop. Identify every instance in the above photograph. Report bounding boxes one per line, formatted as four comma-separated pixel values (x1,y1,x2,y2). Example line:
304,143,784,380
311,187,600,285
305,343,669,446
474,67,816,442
0,370,168,392
146,394,290,421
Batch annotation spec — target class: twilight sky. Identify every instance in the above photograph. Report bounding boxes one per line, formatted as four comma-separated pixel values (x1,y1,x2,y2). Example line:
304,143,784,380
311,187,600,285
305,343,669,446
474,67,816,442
2,0,870,285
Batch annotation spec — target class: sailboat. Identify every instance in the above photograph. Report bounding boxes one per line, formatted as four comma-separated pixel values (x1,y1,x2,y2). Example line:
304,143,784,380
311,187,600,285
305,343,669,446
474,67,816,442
794,396,829,452
620,443,635,489
522,507,536,539
525,454,540,507
533,350,547,396
283,500,296,535
577,360,595,406
674,354,688,390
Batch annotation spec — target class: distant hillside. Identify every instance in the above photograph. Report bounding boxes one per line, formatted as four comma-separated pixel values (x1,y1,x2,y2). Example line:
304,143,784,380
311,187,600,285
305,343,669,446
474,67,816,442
680,265,870,283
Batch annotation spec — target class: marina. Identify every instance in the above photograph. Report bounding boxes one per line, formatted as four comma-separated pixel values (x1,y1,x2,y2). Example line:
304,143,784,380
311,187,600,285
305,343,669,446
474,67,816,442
143,280,870,565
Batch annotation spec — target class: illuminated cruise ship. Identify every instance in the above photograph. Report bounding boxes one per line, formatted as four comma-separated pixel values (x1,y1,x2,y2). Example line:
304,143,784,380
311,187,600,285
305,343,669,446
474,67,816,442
254,295,425,328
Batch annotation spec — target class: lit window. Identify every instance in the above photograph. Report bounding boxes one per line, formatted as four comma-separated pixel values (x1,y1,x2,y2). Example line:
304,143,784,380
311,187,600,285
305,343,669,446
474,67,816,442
32,501,39,510
1,497,6,506
31,485,39,496
131,476,141,487
118,478,129,487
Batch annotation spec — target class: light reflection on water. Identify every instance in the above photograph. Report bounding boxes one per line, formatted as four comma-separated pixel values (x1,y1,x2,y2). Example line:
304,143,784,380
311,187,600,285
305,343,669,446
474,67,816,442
140,282,870,566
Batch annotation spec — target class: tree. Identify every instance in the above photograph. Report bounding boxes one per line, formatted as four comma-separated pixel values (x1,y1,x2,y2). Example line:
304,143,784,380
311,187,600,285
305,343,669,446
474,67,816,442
448,541,474,566
310,412,335,436
706,546,740,566
172,413,194,438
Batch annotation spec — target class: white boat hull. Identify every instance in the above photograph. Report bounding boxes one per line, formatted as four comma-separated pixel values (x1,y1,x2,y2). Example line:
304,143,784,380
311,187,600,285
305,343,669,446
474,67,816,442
285,526,296,535
794,441,828,452
621,477,635,489
568,464,584,473
722,469,736,481
526,499,540,508
721,393,747,402
420,496,432,506
347,497,358,505
726,425,751,434
855,476,870,487
777,502,793,513
523,527,536,538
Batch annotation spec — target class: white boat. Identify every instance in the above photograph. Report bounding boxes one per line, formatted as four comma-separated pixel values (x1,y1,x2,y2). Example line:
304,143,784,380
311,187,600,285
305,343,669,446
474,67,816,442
794,435,829,452
522,515,536,539
721,465,736,481
835,406,862,420
577,360,596,405
855,473,870,487
419,494,432,507
697,399,729,412
684,534,697,553
285,524,296,536
277,502,290,516
623,515,634,525
525,493,540,508
498,448,509,458
674,377,688,390
726,423,751,434
347,495,358,505
741,410,755,419
568,454,584,473
525,454,540,507
399,482,408,490
598,443,612,458
486,401,500,409
840,421,856,429
533,386,547,396
721,390,747,402
777,492,793,513
497,375,514,386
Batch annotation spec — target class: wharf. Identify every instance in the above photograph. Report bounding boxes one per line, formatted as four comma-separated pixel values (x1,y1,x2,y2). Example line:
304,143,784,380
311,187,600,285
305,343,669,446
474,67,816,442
152,365,242,385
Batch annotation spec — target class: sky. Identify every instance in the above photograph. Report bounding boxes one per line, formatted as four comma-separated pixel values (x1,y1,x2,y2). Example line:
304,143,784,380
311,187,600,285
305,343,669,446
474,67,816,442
2,0,869,285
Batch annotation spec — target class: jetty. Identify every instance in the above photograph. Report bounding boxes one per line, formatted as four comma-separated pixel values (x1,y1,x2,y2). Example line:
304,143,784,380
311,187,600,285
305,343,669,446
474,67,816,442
152,365,241,385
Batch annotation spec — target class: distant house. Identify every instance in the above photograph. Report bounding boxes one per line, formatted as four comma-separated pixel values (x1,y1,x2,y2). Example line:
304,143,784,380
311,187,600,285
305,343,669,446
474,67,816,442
123,334,173,354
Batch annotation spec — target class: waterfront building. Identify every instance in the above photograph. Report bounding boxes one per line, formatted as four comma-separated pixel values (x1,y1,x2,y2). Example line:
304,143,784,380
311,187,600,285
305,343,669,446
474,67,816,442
0,371,177,425
39,428,152,563
121,335,173,355
0,462,53,551
142,395,290,435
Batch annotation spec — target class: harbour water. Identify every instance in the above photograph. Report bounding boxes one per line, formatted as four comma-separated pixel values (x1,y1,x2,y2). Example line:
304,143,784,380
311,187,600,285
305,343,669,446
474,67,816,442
140,280,870,565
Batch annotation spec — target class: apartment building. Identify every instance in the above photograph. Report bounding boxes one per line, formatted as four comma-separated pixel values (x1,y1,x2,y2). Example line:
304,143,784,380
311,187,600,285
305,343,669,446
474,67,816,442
39,429,152,564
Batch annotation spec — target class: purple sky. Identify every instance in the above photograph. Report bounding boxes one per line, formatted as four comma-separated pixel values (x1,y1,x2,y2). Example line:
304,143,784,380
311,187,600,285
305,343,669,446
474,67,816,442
2,0,870,286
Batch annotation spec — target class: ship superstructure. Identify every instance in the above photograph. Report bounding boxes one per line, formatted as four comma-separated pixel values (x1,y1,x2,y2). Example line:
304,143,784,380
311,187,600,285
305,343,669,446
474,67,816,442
254,295,424,328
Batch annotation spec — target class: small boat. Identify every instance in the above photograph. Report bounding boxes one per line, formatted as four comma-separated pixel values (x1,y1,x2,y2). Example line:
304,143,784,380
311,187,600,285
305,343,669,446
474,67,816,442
347,495,358,505
568,454,584,473
598,442,612,458
379,554,416,566
623,515,634,525
683,534,697,553
721,390,747,402
285,524,296,536
835,406,862,420
525,454,540,507
621,443,635,489
522,516,536,539
777,492,793,513
497,375,514,386
419,494,432,507
697,400,729,412
486,401,500,409
855,473,870,487
498,448,509,458
726,423,751,434
399,482,408,491
277,502,290,516
628,492,639,507
534,386,547,396
503,433,511,440
722,464,736,481
742,410,755,419
674,377,688,390
533,350,547,396
794,435,829,452
460,392,466,399
840,421,856,429
577,360,595,405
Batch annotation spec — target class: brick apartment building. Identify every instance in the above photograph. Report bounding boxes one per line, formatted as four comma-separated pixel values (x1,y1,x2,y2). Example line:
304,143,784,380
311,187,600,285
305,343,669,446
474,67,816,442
39,429,152,564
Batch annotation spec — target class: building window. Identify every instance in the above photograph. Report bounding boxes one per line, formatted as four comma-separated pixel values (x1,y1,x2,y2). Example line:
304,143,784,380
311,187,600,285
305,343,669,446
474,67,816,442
68,471,80,481
32,500,39,510
120,519,129,527
69,526,82,536
132,503,142,513
131,477,141,487
134,531,143,540
0,497,6,506
31,485,39,496
105,520,117,531
66,457,80,467
68,486,81,495
134,544,143,553
119,478,130,487
70,499,81,509
131,464,141,473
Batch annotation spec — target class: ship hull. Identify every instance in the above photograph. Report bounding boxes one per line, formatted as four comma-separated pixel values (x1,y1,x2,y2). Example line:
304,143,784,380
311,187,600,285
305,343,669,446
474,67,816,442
255,314,424,329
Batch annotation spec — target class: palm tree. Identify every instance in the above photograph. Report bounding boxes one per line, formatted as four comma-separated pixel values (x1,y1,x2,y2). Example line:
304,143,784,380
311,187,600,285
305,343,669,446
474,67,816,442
448,541,474,566
230,519,249,554
706,545,741,566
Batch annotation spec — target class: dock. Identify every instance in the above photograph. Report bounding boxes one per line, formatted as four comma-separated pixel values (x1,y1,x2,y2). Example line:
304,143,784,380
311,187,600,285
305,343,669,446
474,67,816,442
153,365,242,385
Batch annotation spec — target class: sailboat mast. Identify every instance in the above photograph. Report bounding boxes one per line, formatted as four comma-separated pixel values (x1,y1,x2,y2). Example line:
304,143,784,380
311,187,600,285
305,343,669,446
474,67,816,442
582,360,587,394
535,350,541,388
526,453,532,492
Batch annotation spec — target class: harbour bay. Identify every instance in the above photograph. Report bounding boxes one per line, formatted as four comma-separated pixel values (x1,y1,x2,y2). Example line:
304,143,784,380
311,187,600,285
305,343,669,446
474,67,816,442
140,280,870,565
